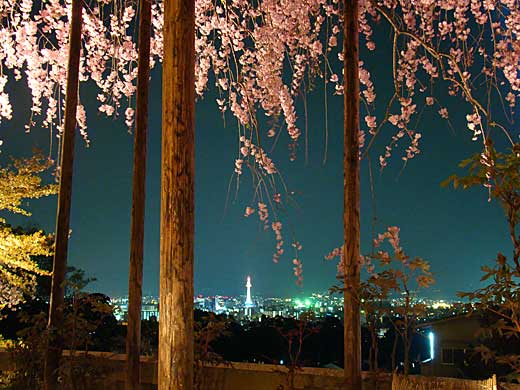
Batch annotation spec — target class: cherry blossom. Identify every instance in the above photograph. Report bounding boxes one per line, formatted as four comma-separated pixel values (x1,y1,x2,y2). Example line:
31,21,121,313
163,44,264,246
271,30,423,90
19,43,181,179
0,0,517,165
1,0,519,284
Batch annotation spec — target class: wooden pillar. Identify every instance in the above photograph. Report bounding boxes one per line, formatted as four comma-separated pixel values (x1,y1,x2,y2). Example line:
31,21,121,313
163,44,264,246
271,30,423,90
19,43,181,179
159,0,195,388
343,0,361,389
44,0,83,388
126,0,152,388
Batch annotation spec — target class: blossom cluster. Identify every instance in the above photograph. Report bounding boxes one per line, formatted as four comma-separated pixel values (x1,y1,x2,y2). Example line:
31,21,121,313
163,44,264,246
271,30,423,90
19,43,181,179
358,0,520,167
1,0,518,171
1,0,519,284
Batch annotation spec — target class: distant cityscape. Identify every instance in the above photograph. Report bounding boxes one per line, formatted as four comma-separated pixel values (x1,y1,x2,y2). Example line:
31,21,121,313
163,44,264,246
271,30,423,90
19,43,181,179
110,276,467,323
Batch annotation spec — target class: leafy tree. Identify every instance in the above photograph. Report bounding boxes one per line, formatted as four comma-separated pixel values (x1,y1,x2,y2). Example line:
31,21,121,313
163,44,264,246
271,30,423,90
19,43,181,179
272,311,318,390
1,267,119,389
0,264,120,349
0,155,56,310
193,311,229,390
369,227,434,375
445,143,520,382
328,226,434,374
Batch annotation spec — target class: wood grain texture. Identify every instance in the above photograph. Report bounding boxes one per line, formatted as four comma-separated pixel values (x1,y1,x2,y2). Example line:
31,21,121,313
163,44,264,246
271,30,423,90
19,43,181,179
126,0,152,388
343,0,362,389
159,0,195,388
44,0,83,388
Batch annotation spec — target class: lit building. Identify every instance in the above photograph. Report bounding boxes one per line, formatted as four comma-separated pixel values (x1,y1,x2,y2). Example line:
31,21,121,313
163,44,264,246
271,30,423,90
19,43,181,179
142,304,159,321
214,296,226,313
245,276,254,317
420,314,482,378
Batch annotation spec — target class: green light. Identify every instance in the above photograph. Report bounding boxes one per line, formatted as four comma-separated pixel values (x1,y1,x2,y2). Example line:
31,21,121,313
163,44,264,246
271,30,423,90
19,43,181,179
305,299,311,307
294,299,302,307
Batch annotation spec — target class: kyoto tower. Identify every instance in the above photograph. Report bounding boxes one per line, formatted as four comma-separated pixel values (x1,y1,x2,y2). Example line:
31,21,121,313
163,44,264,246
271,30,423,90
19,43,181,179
245,276,253,307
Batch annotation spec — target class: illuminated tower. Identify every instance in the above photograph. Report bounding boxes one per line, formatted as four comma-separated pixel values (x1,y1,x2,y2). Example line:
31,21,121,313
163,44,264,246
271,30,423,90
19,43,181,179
245,276,253,307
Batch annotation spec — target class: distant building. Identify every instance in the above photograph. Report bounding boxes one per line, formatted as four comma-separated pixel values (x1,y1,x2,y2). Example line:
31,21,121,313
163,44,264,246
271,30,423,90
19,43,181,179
194,296,206,311
215,296,226,313
245,276,254,317
421,315,482,378
113,302,128,322
111,297,159,322
142,304,159,321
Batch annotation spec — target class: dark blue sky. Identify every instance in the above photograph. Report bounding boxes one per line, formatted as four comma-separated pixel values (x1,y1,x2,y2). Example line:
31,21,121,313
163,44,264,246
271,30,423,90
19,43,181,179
0,34,512,300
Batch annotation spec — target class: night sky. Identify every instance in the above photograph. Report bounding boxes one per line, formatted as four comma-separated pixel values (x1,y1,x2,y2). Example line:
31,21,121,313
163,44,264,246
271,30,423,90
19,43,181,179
0,28,513,300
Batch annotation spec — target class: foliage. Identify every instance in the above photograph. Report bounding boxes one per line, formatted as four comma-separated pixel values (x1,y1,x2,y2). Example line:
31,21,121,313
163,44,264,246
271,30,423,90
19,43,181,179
194,311,229,365
0,155,56,310
0,155,56,216
195,311,427,372
193,311,230,390
444,143,520,382
0,262,113,342
140,317,159,357
370,227,434,374
327,226,434,374
0,227,53,311
275,311,318,390
0,270,118,389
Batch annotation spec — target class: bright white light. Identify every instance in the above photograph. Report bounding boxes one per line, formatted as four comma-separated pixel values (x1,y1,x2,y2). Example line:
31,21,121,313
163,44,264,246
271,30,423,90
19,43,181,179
280,360,284,365
428,332,435,360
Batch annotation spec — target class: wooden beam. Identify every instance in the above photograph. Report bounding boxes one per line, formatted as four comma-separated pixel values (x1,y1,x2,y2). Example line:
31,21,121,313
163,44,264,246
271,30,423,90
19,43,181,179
159,0,195,388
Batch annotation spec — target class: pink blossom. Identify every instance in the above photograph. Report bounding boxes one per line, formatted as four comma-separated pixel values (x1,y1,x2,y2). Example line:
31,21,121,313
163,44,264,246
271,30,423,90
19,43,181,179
244,206,255,217
438,108,449,119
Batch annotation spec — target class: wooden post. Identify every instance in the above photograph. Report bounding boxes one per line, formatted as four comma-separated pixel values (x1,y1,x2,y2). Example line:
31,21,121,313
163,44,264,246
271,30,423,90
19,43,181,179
343,0,361,389
44,0,83,388
159,0,195,388
126,0,152,388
